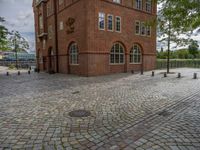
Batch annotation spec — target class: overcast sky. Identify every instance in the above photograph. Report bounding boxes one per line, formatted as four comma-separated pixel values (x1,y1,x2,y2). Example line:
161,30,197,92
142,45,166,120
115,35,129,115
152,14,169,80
0,0,199,52
0,0,35,52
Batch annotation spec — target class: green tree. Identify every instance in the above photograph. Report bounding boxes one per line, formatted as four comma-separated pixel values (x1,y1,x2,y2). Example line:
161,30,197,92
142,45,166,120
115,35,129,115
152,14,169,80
157,0,200,72
0,17,9,50
9,30,29,69
188,40,199,58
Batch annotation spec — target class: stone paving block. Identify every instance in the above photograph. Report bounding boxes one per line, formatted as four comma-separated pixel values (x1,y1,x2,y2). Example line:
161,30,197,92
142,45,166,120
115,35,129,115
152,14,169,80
1,68,200,149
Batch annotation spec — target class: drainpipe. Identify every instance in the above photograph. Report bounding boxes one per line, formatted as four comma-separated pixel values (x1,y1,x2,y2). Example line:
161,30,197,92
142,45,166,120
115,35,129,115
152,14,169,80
53,0,59,73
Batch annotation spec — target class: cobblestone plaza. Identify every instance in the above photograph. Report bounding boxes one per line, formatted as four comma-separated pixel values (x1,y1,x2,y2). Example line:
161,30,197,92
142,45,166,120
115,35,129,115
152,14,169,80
1,68,200,150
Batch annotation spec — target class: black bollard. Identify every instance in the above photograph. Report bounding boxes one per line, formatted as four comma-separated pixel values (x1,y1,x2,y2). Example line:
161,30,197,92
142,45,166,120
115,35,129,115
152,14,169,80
164,72,167,77
18,71,20,75
28,70,31,74
131,70,134,74
177,73,181,78
193,73,197,79
141,69,144,75
152,71,155,77
6,72,9,76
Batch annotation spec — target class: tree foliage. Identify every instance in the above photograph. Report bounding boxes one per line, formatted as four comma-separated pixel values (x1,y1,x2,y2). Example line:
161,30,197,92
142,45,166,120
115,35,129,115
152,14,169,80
9,30,29,52
157,48,200,59
0,17,9,50
188,40,199,57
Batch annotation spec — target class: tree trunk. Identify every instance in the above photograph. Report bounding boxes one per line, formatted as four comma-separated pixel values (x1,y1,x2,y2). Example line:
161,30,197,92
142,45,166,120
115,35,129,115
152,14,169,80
167,20,171,74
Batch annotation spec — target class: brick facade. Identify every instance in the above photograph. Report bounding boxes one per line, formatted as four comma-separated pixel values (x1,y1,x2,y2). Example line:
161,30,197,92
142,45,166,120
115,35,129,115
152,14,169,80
33,0,157,76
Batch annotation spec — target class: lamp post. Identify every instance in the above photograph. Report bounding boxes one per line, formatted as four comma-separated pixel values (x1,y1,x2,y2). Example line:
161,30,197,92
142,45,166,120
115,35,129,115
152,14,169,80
14,35,18,69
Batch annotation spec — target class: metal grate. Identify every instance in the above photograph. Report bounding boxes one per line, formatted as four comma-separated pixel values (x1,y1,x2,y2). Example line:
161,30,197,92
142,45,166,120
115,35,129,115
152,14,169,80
69,110,91,117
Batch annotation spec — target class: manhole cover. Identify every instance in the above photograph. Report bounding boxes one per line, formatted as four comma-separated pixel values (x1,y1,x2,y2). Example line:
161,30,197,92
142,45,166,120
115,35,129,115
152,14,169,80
72,91,80,94
69,110,91,117
158,110,171,117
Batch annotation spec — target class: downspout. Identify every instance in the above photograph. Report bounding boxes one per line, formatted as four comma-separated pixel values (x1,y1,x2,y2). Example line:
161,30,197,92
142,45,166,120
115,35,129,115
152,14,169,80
53,0,59,73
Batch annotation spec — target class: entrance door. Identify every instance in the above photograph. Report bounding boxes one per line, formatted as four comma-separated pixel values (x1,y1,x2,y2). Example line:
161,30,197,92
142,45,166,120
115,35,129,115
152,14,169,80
48,48,55,72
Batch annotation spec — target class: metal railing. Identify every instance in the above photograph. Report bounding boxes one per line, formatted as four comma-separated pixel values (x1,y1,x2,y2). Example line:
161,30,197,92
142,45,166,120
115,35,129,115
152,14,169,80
0,60,36,69
156,59,200,69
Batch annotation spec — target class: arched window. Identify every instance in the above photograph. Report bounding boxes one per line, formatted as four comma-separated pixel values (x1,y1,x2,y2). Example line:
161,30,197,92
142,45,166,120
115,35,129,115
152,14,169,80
130,44,142,64
69,43,78,65
110,43,125,64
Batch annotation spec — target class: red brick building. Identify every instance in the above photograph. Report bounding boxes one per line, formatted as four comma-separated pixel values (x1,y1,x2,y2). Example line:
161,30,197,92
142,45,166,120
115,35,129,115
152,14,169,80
33,0,157,76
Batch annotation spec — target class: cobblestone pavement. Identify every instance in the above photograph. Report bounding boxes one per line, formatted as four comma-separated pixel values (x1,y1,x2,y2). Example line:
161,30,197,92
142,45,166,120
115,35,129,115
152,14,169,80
0,68,200,150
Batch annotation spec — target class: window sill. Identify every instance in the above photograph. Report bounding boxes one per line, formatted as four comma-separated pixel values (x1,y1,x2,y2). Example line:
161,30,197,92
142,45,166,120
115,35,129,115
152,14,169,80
130,63,142,65
109,63,125,65
70,64,79,66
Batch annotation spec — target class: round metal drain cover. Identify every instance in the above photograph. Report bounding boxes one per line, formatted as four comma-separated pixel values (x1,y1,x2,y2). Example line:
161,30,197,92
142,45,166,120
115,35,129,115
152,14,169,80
69,110,91,117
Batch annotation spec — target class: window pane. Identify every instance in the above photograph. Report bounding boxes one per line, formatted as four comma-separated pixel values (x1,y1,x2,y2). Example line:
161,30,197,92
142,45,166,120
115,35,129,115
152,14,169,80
116,17,121,32
120,54,124,63
115,54,119,63
99,12,105,30
108,15,113,31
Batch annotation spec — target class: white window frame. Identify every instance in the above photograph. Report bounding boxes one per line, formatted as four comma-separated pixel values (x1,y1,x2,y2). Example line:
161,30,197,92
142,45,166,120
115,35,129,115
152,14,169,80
113,0,121,4
59,0,64,5
48,25,53,39
110,43,125,64
135,21,140,35
39,15,43,30
115,16,121,33
130,44,142,64
146,0,152,13
69,43,79,65
107,14,114,31
47,0,53,17
98,12,105,30
60,21,64,30
146,25,151,37
135,0,143,10
141,22,146,36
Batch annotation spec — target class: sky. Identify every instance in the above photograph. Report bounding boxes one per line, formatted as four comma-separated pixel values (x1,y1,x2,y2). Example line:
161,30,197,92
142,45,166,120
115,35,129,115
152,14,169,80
0,0,35,53
0,0,199,52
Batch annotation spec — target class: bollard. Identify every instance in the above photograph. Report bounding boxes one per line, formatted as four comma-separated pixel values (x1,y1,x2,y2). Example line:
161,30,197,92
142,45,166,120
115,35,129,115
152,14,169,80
28,70,31,74
164,72,167,77
131,70,134,74
152,71,155,77
18,71,20,75
6,72,9,76
177,73,181,78
141,69,144,75
193,73,197,79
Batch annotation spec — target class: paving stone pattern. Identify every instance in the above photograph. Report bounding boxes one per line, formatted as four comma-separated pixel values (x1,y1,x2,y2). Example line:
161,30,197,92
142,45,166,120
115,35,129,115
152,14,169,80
0,68,200,150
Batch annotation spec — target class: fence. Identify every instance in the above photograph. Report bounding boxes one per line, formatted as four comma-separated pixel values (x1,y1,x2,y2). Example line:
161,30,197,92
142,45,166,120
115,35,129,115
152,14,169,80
156,59,200,69
0,60,36,69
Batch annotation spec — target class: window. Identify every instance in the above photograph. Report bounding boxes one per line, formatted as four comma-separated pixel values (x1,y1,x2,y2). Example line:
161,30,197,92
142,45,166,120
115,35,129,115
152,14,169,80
141,22,146,36
98,12,105,30
47,0,53,16
60,21,64,30
146,25,151,36
43,39,46,50
146,0,152,12
39,15,43,30
113,0,121,4
135,0,142,10
59,0,64,5
110,43,124,64
48,25,53,39
135,21,140,35
69,43,78,65
39,50,43,64
130,44,142,64
115,16,121,32
107,14,113,31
